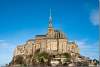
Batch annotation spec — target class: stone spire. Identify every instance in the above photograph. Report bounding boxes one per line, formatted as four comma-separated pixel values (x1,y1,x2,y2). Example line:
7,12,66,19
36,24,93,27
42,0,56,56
48,8,54,38
48,8,53,28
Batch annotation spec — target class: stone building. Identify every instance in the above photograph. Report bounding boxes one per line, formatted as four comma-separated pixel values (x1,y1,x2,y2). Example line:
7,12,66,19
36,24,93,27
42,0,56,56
14,10,80,57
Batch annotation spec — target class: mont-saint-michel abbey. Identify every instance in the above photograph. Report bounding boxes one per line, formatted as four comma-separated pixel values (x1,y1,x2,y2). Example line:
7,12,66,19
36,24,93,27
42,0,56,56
9,10,99,67
14,11,79,57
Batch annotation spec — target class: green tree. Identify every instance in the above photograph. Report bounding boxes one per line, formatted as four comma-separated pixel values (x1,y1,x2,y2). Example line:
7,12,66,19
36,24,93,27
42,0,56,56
33,51,49,63
62,53,71,58
62,53,71,62
93,59,99,65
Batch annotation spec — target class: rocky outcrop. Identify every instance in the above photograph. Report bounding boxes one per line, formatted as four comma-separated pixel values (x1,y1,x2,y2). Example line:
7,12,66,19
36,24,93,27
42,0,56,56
9,54,35,66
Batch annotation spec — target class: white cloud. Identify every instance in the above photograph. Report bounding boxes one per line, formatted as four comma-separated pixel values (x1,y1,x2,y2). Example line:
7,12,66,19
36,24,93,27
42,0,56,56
0,40,16,66
76,39,99,49
76,39,88,49
0,40,14,49
90,9,99,26
0,40,5,42
76,39,99,59
0,41,9,48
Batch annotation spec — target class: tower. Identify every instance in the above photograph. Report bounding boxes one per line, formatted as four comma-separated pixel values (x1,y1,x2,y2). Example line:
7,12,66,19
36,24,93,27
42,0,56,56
48,8,54,37
48,8,52,28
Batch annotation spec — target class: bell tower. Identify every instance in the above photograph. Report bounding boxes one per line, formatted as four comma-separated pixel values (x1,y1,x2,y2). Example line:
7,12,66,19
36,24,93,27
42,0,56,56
48,8,52,28
48,8,54,37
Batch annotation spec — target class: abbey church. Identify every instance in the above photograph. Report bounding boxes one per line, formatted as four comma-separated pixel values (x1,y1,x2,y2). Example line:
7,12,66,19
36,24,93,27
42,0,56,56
14,10,80,57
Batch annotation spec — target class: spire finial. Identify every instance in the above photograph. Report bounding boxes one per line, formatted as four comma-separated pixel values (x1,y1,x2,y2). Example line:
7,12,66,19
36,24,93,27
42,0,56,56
49,8,52,20
60,18,62,31
49,8,52,28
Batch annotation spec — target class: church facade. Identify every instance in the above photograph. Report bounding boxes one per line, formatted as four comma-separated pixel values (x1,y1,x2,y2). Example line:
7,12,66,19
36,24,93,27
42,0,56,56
14,11,79,57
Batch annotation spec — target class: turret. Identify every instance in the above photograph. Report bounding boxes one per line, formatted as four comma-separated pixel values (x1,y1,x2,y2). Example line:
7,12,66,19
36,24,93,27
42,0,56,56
48,8,54,38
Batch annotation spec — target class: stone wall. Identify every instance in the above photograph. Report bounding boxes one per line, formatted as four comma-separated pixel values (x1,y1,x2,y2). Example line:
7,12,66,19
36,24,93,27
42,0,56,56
14,38,79,57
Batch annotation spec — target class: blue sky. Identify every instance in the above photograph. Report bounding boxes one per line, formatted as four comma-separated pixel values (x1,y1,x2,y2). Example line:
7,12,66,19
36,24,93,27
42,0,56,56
0,0,99,66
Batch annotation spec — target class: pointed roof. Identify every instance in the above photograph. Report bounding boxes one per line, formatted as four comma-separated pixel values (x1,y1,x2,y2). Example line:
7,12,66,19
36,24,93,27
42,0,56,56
48,8,53,28
49,8,52,21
